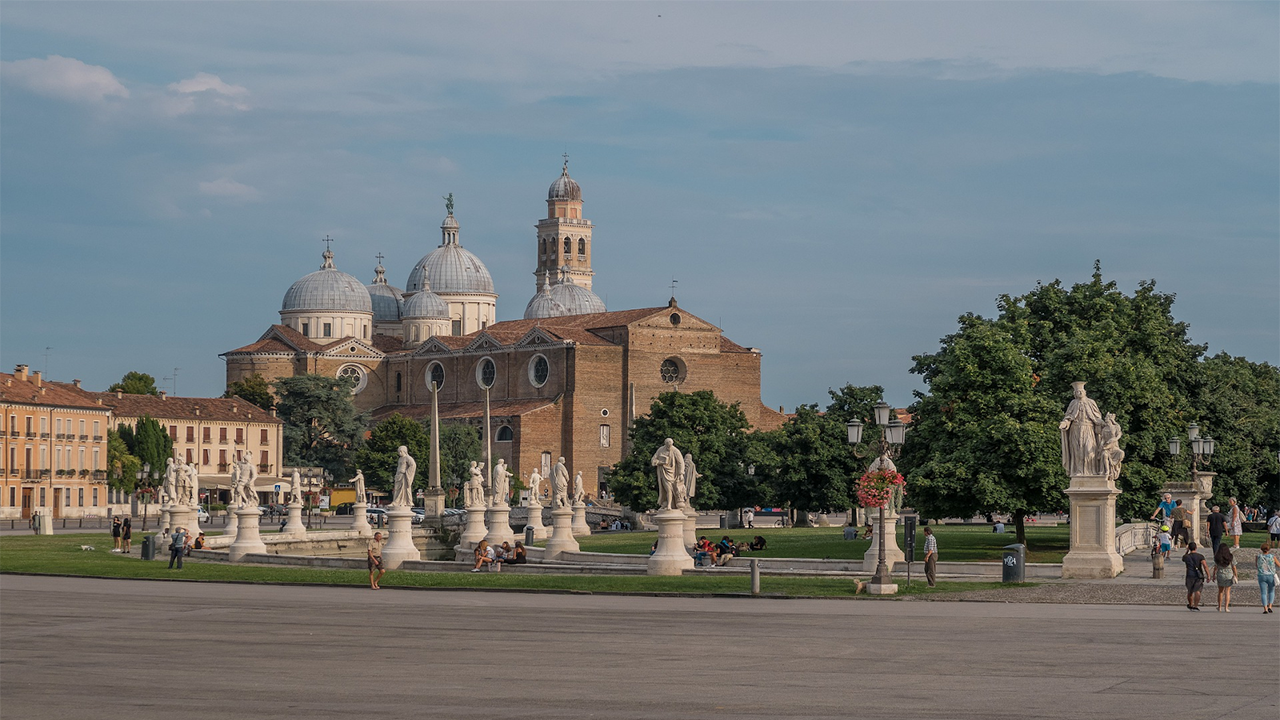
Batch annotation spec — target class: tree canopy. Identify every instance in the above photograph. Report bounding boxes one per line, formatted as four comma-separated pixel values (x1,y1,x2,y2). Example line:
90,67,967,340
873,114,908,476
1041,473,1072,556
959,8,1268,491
108,371,159,396
353,414,430,497
106,428,141,493
273,374,368,479
224,373,274,411
129,416,173,485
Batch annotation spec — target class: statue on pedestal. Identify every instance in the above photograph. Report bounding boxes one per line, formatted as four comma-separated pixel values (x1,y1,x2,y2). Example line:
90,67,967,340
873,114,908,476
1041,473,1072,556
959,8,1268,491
226,455,240,504
552,457,570,508
391,446,416,508
1059,381,1104,477
652,439,687,510
527,470,544,506
572,471,585,504
1099,413,1125,482
290,469,303,504
185,462,201,506
233,453,258,509
492,459,511,507
353,469,365,501
162,458,177,506
683,453,700,507
465,462,486,508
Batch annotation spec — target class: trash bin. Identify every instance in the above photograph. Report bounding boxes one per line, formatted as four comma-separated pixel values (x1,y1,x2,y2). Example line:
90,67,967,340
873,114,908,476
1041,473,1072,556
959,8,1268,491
1002,543,1025,583
524,525,535,545
141,535,156,561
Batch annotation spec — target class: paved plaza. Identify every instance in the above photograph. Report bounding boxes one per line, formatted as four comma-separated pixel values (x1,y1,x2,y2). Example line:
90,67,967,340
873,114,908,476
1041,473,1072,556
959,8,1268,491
2,575,1275,719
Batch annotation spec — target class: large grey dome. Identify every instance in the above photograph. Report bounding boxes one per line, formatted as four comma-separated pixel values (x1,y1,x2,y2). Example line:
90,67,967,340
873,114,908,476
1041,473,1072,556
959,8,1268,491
366,262,404,323
406,213,495,295
403,285,449,319
282,250,373,313
548,163,581,201
524,273,569,319
547,274,605,316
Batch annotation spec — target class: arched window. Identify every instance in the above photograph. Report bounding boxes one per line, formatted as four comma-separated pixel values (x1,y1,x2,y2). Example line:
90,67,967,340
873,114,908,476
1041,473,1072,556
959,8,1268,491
496,426,513,442
395,372,402,393
563,238,571,255
540,238,546,256
426,363,445,391
578,238,586,255
337,364,368,394
476,357,497,389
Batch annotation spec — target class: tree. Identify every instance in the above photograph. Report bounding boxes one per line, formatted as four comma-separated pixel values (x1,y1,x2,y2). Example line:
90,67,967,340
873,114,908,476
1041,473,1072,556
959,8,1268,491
108,371,160,396
106,429,141,494
762,405,859,514
1192,353,1280,509
273,374,368,479
116,423,136,454
353,414,431,497
437,424,482,506
607,390,754,511
131,415,174,485
224,373,274,411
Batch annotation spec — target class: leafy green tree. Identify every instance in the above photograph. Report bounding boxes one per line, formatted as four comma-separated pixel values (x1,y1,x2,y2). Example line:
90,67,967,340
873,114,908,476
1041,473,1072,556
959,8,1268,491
106,429,141,494
763,405,860,514
608,390,753,511
1192,353,1280,508
108,371,160,396
116,423,136,454
273,374,368,479
353,414,431,497
437,424,481,506
224,373,274,411
132,416,174,485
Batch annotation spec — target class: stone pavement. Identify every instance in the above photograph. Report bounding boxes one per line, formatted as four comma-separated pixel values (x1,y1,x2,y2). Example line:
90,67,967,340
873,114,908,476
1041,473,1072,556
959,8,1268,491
2,575,1275,719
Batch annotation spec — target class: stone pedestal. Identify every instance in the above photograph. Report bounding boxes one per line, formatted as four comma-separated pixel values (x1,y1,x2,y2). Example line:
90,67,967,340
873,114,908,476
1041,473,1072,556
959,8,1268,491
168,505,197,537
682,506,698,548
1162,472,1214,546
816,513,832,527
1062,474,1124,579
544,506,579,560
351,502,373,537
222,508,237,540
866,579,899,595
648,508,694,576
380,507,421,569
281,501,306,538
421,487,446,523
158,505,172,533
524,502,548,541
459,505,488,547
570,501,591,536
484,504,516,547
34,512,54,535
863,508,904,571
227,508,266,562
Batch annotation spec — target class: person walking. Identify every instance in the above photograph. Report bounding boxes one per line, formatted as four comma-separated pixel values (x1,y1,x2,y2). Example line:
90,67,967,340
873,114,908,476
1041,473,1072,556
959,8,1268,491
1210,545,1238,612
1255,542,1276,614
1169,500,1190,549
111,517,122,552
121,517,133,554
367,532,385,590
1182,542,1207,611
1206,506,1227,554
167,527,187,569
1269,510,1280,544
1226,498,1244,549
923,527,938,587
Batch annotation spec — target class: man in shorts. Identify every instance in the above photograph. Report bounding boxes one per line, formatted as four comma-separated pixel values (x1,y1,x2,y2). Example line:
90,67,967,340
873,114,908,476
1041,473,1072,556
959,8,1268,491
1181,541,1207,611
367,532,385,590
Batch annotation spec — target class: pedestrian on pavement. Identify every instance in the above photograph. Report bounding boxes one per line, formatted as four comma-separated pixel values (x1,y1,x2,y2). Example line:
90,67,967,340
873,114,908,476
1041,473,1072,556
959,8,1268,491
1254,542,1275,614
1206,506,1227,554
922,527,937,587
111,517,122,552
1150,493,1176,523
1269,510,1280,543
1226,498,1244,549
367,532,385,590
168,526,188,569
1210,545,1238,612
1169,500,1189,548
121,517,133,554
1157,526,1172,560
1182,542,1207,611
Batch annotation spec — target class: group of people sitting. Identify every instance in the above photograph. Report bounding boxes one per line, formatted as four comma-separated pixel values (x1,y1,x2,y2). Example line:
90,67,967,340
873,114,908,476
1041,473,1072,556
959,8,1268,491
597,518,633,531
471,540,527,572
690,535,767,567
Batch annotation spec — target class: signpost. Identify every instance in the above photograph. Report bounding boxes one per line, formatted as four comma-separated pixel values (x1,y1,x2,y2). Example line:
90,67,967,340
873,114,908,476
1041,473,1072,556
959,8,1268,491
903,515,917,587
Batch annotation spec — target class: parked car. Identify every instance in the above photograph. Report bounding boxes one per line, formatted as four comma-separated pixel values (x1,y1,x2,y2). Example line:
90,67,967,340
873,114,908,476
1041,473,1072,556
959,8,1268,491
196,507,211,523
410,507,425,524
443,508,465,517
333,502,356,516
366,507,389,524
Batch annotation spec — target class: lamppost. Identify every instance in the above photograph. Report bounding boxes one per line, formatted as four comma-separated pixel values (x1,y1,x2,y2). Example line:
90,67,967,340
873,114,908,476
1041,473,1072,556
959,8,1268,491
1168,422,1214,472
846,401,908,591
135,463,150,530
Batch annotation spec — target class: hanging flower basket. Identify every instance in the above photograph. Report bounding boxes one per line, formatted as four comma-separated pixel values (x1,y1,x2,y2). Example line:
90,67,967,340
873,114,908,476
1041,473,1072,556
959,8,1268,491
855,469,905,509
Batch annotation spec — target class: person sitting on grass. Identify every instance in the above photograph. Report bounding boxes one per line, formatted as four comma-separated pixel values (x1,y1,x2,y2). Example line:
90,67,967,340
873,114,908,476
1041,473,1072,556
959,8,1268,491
472,540,496,572
861,523,874,540
749,536,767,551
716,536,736,566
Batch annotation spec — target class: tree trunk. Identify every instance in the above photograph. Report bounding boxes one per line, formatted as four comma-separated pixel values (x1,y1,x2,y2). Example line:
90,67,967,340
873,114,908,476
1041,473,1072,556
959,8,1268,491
1014,511,1027,546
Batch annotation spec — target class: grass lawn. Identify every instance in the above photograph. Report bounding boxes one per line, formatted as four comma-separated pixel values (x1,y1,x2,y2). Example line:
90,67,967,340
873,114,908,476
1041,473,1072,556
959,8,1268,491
570,524,1075,563
0,534,1027,598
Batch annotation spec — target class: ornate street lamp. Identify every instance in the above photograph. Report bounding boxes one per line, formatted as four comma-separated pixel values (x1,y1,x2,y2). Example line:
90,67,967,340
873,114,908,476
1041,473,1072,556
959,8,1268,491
847,406,908,591
1169,423,1214,472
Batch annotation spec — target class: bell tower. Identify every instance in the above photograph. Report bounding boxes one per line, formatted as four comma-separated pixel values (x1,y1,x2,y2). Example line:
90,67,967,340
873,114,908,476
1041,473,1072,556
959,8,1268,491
536,157,594,292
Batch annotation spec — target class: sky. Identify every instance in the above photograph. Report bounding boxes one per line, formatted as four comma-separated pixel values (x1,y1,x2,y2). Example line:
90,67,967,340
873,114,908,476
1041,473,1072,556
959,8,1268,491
2,1,1277,411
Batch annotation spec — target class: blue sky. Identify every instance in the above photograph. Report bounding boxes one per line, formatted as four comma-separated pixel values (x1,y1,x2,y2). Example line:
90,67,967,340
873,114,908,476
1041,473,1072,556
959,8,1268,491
2,2,1276,410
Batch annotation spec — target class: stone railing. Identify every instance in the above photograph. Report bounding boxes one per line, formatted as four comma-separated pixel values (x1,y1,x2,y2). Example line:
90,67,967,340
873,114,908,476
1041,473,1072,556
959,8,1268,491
1115,522,1156,556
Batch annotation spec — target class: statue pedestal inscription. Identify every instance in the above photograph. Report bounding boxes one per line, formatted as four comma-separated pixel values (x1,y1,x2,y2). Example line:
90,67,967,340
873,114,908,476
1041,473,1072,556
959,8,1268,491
863,508,904,572
281,501,306,538
545,506,580,559
648,508,694,576
459,505,488,547
421,487,446,523
524,502,548,540
380,507,421,569
351,502,373,537
484,504,516,547
227,508,266,562
570,501,591,536
1061,475,1124,578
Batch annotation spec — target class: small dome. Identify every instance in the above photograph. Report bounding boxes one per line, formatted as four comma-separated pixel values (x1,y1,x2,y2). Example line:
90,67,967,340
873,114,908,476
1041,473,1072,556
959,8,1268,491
366,262,404,323
547,271,605,316
403,282,449,319
524,273,569,319
407,244,494,295
548,163,581,202
282,249,372,314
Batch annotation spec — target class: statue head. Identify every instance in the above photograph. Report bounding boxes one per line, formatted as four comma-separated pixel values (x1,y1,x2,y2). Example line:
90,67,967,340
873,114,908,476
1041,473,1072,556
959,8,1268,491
557,456,565,464
1071,381,1087,398
664,438,674,448
397,445,408,456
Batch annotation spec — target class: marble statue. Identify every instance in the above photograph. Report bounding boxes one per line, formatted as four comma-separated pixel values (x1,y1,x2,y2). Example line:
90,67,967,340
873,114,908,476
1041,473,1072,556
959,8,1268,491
652,439,687,510
552,457,570,509
683,453,700,505
492,459,511,506
391,446,416,508
161,458,177,506
1099,413,1125,482
290,469,303,504
527,470,544,506
352,469,365,501
1059,381,1103,477
226,454,240,503
465,461,486,508
186,463,201,506
175,460,192,508
233,453,257,509
572,471,585,504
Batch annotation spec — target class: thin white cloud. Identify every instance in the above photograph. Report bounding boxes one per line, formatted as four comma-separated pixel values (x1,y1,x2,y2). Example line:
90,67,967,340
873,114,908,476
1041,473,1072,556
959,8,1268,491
198,178,260,201
166,72,249,111
0,55,129,103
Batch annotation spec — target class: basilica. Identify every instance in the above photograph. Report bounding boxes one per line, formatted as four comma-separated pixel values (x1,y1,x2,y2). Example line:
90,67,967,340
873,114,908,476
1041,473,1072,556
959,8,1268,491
223,162,784,495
